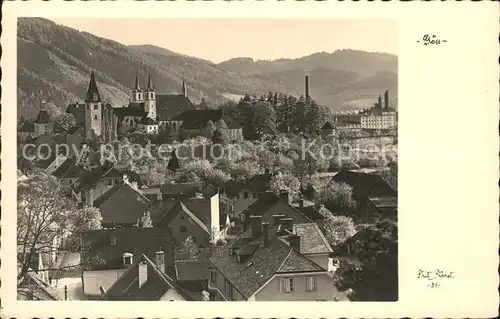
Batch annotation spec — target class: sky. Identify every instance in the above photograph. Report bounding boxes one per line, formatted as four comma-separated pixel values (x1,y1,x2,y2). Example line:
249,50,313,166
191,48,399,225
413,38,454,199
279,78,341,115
51,18,397,63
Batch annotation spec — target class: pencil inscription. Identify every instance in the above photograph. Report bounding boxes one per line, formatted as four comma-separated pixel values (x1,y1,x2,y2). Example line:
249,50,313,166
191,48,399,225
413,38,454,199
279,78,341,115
417,34,447,45
417,269,454,288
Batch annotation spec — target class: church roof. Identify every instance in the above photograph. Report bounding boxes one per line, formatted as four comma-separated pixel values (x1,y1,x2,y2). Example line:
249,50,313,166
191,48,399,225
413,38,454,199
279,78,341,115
138,117,158,125
113,106,147,118
133,73,141,91
156,94,197,121
146,73,154,91
85,71,102,103
34,110,51,124
19,121,35,132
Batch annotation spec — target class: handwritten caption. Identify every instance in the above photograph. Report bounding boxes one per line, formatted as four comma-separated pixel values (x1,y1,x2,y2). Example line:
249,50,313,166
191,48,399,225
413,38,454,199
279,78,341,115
417,269,454,288
417,34,447,45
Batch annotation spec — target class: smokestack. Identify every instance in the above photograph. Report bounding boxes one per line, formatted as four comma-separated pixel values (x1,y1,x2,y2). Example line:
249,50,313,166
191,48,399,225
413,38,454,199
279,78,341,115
305,75,310,102
384,89,389,110
250,215,262,239
378,94,382,108
156,251,165,273
138,261,148,288
262,222,270,247
279,190,290,203
289,234,301,252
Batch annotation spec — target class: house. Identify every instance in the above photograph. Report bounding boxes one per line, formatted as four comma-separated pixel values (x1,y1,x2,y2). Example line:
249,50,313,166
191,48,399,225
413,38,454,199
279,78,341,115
73,163,139,206
18,270,61,301
223,173,272,215
330,170,397,212
291,223,333,270
93,180,152,228
360,90,397,130
174,259,211,297
167,143,224,171
155,193,222,245
44,154,68,175
294,200,326,232
321,122,335,137
242,191,314,227
334,115,362,131
209,215,348,301
137,116,159,134
101,254,195,301
51,157,87,186
80,227,174,299
160,181,204,199
18,120,35,142
33,106,52,137
360,196,398,221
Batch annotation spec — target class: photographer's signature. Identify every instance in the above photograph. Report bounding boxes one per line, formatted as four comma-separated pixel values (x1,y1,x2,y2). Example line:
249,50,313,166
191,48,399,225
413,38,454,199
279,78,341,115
417,34,447,45
417,269,454,288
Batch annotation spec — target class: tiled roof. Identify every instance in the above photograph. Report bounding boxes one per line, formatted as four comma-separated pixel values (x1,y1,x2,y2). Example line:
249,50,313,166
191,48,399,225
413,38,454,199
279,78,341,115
321,122,334,130
85,71,102,103
156,94,197,121
113,106,147,118
174,259,210,281
73,164,123,193
331,170,397,200
170,109,222,126
103,254,194,301
336,115,361,125
210,225,326,299
81,227,173,272
34,110,51,124
19,121,35,132
159,201,210,234
94,182,151,226
224,173,272,198
243,191,313,225
292,223,333,255
160,182,204,198
296,205,324,221
277,249,325,273
51,157,87,179
18,270,61,300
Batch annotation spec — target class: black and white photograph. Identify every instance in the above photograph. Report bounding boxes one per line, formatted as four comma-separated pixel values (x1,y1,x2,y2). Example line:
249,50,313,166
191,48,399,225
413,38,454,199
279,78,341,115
14,17,401,302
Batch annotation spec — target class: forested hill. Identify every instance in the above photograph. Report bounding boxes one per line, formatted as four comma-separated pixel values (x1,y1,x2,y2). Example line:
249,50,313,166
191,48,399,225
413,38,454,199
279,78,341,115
17,18,398,119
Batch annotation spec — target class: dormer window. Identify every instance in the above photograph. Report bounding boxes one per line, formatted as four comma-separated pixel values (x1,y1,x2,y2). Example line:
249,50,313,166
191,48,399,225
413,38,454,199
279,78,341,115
110,235,116,246
122,252,133,266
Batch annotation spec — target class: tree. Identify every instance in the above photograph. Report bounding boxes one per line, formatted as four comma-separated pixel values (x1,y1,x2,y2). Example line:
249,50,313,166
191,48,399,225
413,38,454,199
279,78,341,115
212,128,227,145
252,102,277,137
64,206,103,251
306,100,322,136
322,213,356,246
318,181,356,213
53,113,76,133
176,236,200,260
270,172,301,202
44,102,61,120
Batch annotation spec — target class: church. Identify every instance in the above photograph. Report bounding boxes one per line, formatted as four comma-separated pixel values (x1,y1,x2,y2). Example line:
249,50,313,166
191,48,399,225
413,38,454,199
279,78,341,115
66,71,242,141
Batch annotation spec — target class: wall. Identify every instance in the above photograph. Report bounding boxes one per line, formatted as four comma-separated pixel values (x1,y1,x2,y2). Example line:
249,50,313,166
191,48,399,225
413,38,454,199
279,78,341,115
210,193,221,241
208,267,246,301
82,269,127,297
159,288,187,301
254,272,341,301
167,211,210,245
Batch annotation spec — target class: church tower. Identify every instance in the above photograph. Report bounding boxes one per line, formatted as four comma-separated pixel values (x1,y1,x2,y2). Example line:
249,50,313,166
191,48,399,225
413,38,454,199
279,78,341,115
132,73,144,102
144,73,156,119
85,71,103,137
181,80,188,98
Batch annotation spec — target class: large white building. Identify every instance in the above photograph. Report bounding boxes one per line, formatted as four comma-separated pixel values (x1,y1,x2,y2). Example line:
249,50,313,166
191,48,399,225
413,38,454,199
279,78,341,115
360,90,397,130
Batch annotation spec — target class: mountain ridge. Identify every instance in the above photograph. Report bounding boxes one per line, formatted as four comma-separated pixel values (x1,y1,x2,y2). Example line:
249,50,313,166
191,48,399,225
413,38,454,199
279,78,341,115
17,18,398,119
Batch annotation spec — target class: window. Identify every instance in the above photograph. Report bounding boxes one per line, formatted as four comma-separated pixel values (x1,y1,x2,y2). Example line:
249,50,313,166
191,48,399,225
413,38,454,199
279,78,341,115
94,105,98,110
106,179,113,186
243,191,249,199
180,226,187,233
210,271,217,283
122,253,133,266
306,276,317,292
94,115,98,120
280,278,294,293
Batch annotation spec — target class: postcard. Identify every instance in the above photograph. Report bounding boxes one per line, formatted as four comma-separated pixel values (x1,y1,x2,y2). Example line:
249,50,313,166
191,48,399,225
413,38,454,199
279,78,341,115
1,1,498,318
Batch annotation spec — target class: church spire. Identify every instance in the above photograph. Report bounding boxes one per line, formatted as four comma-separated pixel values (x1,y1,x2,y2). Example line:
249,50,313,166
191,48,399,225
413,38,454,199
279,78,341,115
134,73,141,91
85,70,101,103
182,80,187,98
147,73,154,90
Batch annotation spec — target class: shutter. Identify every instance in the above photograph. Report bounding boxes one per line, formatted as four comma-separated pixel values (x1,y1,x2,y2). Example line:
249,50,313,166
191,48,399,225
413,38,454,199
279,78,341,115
289,278,294,292
279,278,285,293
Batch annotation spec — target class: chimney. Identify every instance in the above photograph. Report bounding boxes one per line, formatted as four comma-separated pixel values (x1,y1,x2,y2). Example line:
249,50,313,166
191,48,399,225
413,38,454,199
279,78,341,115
85,190,94,207
279,190,290,203
138,261,148,288
298,199,304,208
280,217,293,233
384,89,389,110
289,234,301,252
123,174,129,184
250,215,262,239
305,75,310,102
272,214,286,226
156,251,165,273
262,222,270,247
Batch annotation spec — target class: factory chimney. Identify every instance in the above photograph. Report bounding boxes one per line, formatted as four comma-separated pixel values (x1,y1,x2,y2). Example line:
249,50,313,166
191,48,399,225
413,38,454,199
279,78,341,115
305,75,310,102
